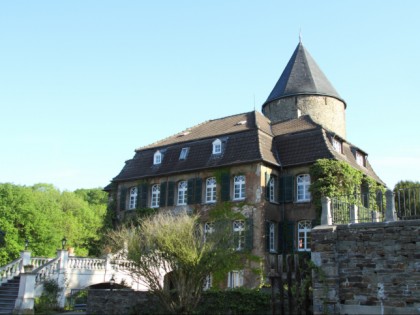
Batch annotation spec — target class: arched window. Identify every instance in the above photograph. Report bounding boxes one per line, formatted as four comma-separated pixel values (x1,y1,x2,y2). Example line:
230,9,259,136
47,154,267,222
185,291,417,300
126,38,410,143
212,139,222,154
129,187,138,210
298,220,312,252
177,181,188,205
297,174,311,202
154,150,162,165
205,177,217,203
151,184,160,208
233,175,246,200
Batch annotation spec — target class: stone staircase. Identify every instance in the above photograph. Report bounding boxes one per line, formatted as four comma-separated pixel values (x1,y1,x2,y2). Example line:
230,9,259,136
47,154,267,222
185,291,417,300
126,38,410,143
0,276,19,315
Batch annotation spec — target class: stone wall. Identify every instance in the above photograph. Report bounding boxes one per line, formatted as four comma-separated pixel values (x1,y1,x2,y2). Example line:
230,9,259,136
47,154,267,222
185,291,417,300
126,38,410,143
311,220,420,314
86,290,161,315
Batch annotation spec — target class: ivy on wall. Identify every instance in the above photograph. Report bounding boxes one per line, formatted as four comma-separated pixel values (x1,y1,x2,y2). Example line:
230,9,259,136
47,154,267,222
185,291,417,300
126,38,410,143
309,159,385,217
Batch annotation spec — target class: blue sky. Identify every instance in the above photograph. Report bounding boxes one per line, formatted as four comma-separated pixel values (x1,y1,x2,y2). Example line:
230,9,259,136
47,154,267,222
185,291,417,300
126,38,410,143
1,1,419,191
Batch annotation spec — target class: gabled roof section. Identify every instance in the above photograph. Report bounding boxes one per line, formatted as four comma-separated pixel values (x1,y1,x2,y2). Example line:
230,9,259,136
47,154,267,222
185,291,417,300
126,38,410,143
272,118,384,184
262,42,346,108
139,111,257,150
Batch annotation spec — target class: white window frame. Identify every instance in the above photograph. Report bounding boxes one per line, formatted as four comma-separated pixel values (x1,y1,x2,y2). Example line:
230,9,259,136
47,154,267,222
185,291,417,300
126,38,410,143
269,222,276,253
179,147,189,160
128,187,138,210
356,151,365,167
228,270,244,288
269,177,275,202
203,274,212,291
297,174,311,202
177,181,188,205
204,222,214,243
150,184,160,208
212,139,222,154
332,138,342,153
154,150,162,165
233,175,246,200
233,220,245,251
205,177,217,203
298,220,312,252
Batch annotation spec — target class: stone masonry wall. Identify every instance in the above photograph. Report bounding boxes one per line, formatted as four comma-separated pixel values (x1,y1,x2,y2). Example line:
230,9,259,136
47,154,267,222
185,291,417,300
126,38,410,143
311,220,420,315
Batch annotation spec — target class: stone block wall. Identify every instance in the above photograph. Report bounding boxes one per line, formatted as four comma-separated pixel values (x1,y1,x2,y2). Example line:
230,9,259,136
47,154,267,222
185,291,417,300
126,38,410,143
311,220,420,315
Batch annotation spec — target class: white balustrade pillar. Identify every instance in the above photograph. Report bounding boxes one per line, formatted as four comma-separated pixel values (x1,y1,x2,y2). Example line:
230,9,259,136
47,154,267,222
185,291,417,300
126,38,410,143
350,205,358,224
321,196,332,225
14,273,36,315
57,249,69,308
385,189,397,222
19,250,31,273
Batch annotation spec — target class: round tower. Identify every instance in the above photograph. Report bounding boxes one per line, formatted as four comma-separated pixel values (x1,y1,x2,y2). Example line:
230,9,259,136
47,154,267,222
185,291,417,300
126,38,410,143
262,42,347,139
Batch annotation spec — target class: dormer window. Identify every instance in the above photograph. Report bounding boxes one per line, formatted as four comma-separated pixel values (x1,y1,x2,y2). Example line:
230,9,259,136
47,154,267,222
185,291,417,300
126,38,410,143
154,150,162,165
356,151,365,167
179,147,189,160
212,139,222,154
332,138,342,154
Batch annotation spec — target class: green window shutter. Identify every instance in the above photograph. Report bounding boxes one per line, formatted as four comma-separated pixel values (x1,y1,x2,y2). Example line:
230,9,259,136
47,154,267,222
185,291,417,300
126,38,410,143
187,179,194,205
221,173,230,201
278,222,284,253
119,187,127,211
265,221,270,252
138,183,148,208
265,172,270,201
167,182,175,206
160,182,167,207
245,218,253,251
194,178,202,204
279,175,294,202
286,221,295,254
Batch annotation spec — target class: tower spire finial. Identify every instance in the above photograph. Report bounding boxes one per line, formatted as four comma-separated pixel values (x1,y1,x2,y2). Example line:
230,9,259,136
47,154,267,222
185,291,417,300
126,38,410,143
299,28,302,43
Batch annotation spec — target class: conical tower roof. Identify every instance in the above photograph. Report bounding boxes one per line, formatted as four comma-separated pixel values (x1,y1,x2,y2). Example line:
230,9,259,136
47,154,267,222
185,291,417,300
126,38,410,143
262,42,346,108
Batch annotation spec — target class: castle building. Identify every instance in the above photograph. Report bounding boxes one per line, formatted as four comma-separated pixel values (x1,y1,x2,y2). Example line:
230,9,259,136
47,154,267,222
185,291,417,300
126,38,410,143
105,41,383,288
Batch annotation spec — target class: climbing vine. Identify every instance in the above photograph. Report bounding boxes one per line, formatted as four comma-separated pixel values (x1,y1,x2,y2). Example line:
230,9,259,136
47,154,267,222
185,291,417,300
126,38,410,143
309,159,385,216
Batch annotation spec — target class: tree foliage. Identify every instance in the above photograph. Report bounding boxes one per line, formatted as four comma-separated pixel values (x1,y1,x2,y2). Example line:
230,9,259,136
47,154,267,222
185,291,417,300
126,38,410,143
0,183,110,265
106,211,249,314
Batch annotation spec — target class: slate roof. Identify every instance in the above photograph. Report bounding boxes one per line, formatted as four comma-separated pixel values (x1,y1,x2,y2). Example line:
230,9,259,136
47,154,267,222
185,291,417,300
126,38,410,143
262,42,346,109
272,116,384,184
111,111,383,185
113,111,279,182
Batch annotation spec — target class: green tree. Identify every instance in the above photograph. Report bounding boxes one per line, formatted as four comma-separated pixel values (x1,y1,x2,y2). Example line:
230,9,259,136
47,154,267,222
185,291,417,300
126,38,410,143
106,211,248,314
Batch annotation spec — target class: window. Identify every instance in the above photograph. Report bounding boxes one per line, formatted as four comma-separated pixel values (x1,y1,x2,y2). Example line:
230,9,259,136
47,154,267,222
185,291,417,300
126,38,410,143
154,150,162,165
233,175,246,200
233,220,245,251
212,139,222,154
205,177,217,203
203,274,212,291
298,220,312,252
179,147,189,160
297,174,311,202
356,151,365,167
204,222,214,242
269,177,276,202
332,138,342,153
128,187,138,210
151,184,160,208
177,181,188,205
228,270,244,288
269,222,276,252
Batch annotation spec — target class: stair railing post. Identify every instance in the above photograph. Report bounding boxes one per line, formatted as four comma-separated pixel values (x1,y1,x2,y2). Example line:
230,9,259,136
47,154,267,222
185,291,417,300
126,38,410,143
57,249,69,308
385,189,397,222
14,270,36,314
321,196,332,225
19,250,31,273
